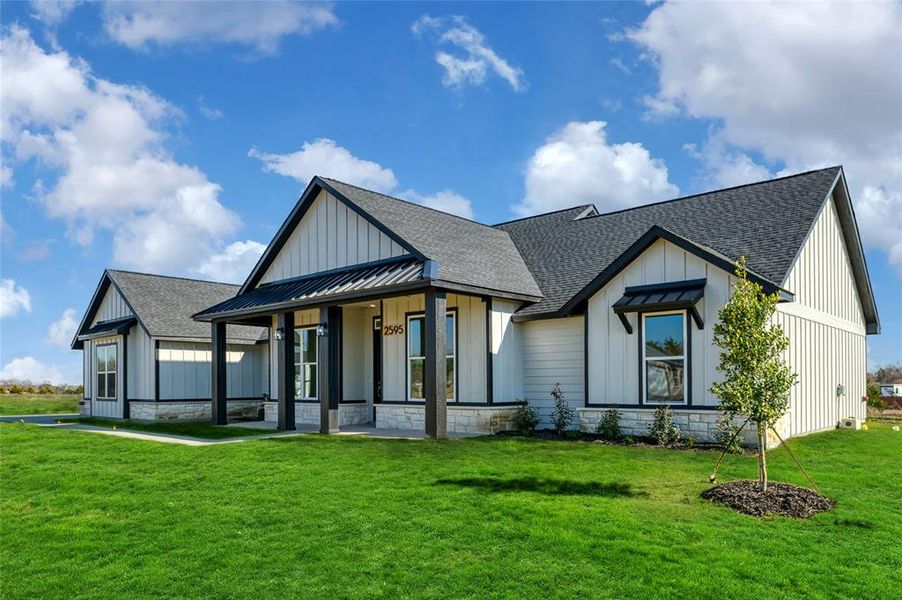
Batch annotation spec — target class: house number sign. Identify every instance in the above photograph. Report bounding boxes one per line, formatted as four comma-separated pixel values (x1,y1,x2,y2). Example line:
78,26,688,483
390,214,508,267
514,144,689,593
382,324,405,336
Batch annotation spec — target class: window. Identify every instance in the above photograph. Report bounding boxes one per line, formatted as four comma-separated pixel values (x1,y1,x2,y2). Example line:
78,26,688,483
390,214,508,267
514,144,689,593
407,312,456,401
642,312,686,404
294,327,317,399
96,344,117,400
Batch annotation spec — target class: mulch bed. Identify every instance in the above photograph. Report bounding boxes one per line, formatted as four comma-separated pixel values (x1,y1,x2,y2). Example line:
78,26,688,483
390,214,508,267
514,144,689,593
702,480,835,518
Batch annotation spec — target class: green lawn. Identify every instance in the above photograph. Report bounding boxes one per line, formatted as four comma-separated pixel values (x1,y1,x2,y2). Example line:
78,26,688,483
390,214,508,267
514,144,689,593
70,417,268,439
1,423,899,599
0,393,80,415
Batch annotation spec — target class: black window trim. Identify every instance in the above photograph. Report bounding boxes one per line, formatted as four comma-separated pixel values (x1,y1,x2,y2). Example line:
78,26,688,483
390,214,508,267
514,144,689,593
637,309,692,407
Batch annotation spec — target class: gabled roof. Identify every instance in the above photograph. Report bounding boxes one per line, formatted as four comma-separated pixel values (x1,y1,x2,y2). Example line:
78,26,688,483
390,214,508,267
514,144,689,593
72,270,267,349
239,176,542,301
496,166,879,333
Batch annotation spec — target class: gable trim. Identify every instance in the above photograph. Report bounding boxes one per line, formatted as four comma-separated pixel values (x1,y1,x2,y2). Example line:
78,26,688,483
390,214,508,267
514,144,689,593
556,225,791,318
780,168,879,335
71,271,151,349
239,177,427,295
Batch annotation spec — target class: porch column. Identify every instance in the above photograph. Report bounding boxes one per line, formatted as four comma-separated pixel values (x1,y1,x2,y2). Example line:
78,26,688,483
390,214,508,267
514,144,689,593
211,321,227,425
424,289,447,438
318,306,342,434
276,312,296,431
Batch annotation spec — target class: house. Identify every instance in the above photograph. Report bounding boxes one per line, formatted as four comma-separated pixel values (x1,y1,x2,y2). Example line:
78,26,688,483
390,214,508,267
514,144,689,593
71,270,269,420
879,383,902,397
74,166,879,442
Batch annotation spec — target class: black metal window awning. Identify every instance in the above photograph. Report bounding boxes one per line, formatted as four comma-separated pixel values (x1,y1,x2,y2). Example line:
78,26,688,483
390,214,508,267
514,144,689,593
612,278,705,334
76,316,137,341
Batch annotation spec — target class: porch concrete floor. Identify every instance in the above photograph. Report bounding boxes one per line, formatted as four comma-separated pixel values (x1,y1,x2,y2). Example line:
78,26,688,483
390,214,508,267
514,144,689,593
228,420,476,439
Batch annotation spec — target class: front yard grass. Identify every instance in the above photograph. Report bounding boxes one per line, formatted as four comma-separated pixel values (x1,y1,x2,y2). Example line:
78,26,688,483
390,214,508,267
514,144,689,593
0,393,80,415
1,422,899,599
70,417,269,439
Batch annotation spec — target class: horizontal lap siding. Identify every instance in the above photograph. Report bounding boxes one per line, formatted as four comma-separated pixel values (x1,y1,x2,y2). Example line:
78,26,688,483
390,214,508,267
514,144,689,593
586,239,734,407
521,317,584,427
260,190,407,285
777,193,868,436
158,341,265,400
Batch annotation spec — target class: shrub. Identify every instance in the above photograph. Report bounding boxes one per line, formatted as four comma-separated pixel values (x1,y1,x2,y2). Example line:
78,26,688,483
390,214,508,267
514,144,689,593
866,384,886,412
648,405,682,446
713,413,744,454
595,408,622,440
511,403,539,435
37,383,54,394
623,435,635,445
550,383,575,434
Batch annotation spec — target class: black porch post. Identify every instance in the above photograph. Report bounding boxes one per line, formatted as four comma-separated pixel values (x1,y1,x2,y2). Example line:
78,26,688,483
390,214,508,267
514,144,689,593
211,321,227,425
319,306,342,434
424,289,447,438
276,312,296,431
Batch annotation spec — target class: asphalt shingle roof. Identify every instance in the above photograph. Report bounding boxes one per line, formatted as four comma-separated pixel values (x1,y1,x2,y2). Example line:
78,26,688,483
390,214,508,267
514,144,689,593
107,270,266,342
321,178,543,299
495,167,841,318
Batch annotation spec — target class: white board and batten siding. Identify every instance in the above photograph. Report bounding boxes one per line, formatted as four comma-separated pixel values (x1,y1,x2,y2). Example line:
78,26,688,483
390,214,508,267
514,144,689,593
776,193,868,436
127,325,155,400
381,294,487,404
84,284,133,417
86,335,125,418
260,190,408,285
521,316,584,427
490,299,524,403
586,238,734,408
157,341,266,400
92,284,132,325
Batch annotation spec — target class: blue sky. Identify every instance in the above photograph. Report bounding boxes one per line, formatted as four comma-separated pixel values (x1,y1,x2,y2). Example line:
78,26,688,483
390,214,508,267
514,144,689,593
1,1,900,383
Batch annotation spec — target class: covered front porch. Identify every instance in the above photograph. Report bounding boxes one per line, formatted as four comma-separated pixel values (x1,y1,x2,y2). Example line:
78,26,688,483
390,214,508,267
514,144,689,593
204,288,514,438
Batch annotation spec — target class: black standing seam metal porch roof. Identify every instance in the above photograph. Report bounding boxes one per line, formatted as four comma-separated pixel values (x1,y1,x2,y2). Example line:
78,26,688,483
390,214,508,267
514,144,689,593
76,316,137,341
194,258,425,321
612,279,706,334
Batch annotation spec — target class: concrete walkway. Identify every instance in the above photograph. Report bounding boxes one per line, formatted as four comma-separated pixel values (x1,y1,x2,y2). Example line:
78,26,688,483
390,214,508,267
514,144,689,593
3,415,473,445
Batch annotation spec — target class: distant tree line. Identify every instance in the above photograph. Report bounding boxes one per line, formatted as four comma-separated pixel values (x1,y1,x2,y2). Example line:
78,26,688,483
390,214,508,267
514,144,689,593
867,363,902,387
0,380,84,395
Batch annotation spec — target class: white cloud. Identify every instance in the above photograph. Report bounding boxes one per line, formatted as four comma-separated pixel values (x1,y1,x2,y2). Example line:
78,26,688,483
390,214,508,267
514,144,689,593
0,356,65,384
399,189,474,220
195,240,267,284
515,120,678,217
412,15,526,92
18,239,54,262
683,134,773,189
1,26,241,275
0,165,12,188
29,0,80,26
197,95,223,120
252,138,475,219
628,1,902,272
47,308,78,348
0,279,32,318
101,1,338,55
250,138,398,192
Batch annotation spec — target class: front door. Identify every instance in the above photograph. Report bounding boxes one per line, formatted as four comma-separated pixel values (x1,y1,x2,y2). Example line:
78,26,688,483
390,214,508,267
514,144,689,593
372,317,383,420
